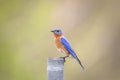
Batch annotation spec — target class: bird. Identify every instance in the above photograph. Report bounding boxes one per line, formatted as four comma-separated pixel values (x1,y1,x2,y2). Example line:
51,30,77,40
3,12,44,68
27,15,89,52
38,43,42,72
51,28,84,70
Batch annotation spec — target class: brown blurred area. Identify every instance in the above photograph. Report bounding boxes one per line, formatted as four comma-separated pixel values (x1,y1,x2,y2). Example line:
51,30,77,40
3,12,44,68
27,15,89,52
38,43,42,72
0,0,120,80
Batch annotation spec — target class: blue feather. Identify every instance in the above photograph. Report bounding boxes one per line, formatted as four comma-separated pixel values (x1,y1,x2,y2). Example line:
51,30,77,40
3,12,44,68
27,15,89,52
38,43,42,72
61,37,85,70
61,37,77,58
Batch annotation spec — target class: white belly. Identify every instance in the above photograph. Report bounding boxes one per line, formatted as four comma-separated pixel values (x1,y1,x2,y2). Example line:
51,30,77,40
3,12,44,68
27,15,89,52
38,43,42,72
57,48,67,56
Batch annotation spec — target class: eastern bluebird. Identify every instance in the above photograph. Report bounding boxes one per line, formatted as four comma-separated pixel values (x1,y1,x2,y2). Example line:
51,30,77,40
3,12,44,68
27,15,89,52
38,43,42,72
51,28,84,70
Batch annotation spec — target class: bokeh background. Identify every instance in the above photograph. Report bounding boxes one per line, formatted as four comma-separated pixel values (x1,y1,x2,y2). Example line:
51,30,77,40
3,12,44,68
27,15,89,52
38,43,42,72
0,0,120,80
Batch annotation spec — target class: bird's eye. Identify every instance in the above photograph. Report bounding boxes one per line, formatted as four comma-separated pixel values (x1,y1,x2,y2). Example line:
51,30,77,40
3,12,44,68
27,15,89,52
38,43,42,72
56,30,59,32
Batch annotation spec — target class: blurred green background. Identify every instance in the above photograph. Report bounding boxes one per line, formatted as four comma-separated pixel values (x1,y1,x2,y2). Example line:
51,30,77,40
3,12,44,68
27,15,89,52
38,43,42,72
0,0,120,80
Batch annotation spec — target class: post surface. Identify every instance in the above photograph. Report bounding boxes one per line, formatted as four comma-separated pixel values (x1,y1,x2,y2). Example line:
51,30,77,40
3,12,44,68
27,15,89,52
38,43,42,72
47,57,64,80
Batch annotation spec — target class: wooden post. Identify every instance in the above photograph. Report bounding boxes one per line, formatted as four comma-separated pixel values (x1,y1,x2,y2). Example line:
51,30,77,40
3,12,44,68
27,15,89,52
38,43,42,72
47,57,64,80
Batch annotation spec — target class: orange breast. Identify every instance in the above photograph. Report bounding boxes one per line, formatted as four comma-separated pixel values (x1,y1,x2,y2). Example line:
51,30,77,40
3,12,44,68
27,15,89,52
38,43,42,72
55,36,70,56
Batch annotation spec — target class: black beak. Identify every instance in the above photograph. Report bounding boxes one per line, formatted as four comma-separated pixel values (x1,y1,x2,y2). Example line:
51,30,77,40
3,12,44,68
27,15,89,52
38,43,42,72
51,30,54,32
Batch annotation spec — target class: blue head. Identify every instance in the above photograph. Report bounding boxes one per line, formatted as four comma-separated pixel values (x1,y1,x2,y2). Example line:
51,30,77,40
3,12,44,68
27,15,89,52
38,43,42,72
51,28,63,35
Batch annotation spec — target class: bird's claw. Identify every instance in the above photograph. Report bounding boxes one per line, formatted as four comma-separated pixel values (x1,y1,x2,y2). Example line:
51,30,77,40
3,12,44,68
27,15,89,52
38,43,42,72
59,56,68,63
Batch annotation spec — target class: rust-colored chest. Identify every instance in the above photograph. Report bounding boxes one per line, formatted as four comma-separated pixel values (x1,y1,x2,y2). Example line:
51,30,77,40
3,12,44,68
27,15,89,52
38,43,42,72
54,37,63,49
52,33,70,55
54,36,70,56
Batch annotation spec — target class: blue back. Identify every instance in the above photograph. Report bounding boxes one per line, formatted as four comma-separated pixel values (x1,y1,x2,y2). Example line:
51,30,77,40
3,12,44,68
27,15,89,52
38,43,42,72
61,37,77,59
61,37,85,70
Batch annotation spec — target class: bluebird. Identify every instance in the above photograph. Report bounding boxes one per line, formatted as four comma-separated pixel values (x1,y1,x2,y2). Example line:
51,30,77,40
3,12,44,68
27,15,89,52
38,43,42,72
51,28,84,70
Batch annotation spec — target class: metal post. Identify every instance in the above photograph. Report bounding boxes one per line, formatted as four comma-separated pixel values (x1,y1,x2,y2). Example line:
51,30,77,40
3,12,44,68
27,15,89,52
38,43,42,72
47,57,64,80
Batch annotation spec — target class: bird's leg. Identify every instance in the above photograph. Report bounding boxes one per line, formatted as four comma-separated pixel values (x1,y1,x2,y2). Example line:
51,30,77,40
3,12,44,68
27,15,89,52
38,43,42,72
63,56,69,62
60,56,69,62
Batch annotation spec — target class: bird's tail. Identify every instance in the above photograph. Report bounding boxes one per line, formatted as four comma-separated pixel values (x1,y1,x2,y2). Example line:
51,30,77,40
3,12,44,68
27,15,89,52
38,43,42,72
75,56,85,70
67,48,85,70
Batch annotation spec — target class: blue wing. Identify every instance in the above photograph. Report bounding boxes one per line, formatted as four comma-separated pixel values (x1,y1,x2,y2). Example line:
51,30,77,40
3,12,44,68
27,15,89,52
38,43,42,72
61,37,77,59
61,37,84,70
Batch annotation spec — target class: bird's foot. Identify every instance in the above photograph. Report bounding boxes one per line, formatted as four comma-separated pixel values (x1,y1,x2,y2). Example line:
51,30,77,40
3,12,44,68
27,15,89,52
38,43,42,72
59,56,69,62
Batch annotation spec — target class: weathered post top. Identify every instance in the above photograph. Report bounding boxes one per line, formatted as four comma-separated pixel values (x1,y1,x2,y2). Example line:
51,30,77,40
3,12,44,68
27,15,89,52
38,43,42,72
47,57,64,80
